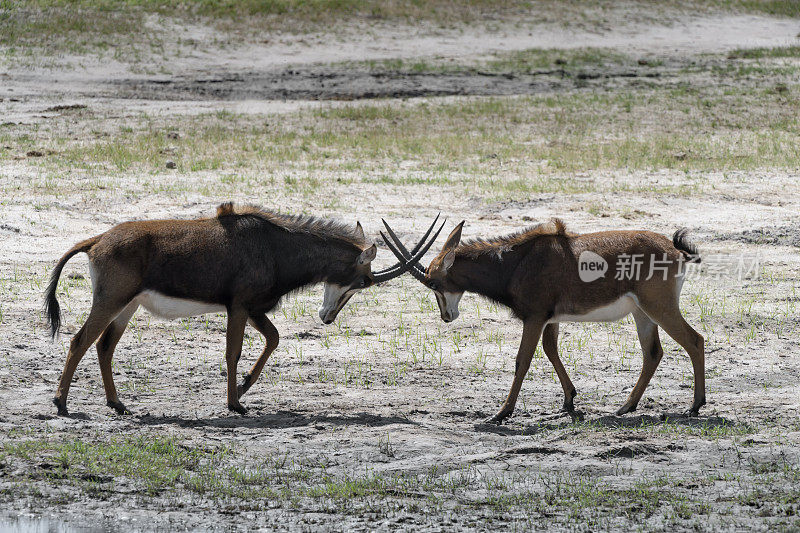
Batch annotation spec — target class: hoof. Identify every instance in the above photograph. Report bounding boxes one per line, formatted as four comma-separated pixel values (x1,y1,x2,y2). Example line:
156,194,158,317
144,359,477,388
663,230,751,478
562,389,577,415
107,400,131,415
484,409,512,425
53,397,68,417
568,410,585,422
616,404,637,416
686,399,705,417
688,397,706,416
228,403,248,415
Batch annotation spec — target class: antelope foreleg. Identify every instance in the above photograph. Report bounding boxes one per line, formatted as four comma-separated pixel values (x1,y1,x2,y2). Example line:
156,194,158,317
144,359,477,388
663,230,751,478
486,318,544,424
225,307,248,415
540,323,578,414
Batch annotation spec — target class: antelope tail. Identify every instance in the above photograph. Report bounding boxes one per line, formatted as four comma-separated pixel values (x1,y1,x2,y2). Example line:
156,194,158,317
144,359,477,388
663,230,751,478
672,228,701,264
45,235,101,338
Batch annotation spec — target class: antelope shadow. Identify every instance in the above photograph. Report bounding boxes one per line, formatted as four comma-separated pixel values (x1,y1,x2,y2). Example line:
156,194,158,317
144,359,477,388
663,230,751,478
473,412,739,437
132,410,417,430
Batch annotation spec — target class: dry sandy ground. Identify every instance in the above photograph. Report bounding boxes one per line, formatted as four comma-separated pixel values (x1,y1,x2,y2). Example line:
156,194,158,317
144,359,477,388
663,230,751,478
1,9,800,532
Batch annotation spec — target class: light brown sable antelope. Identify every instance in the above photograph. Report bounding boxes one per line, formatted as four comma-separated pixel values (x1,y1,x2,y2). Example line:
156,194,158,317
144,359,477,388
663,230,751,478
381,218,704,423
45,204,443,417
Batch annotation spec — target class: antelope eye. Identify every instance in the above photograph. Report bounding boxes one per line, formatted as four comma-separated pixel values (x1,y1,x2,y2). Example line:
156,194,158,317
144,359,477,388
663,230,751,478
359,278,366,288
429,281,439,291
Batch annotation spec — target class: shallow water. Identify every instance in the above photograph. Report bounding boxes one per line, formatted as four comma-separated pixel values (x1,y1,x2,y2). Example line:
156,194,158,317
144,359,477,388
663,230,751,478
0,514,102,533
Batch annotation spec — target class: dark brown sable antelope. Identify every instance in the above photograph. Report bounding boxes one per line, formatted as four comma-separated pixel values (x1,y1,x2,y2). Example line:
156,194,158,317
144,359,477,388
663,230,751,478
45,204,443,416
381,218,704,423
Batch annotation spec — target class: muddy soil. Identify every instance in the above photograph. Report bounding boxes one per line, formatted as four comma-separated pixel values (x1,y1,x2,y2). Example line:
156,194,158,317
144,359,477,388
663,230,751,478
108,66,662,101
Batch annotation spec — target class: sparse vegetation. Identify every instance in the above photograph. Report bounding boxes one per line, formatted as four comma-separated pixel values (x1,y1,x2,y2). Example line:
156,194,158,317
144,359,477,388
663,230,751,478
3,0,799,64
1,0,799,530
728,45,800,59
2,431,799,529
3,81,799,196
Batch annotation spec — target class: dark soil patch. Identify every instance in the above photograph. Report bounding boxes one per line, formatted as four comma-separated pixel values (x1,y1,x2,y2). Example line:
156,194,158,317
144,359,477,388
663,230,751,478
110,66,662,101
718,224,800,248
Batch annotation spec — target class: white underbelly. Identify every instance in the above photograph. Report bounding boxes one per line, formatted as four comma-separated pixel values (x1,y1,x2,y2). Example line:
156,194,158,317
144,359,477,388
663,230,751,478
135,290,225,319
550,293,639,324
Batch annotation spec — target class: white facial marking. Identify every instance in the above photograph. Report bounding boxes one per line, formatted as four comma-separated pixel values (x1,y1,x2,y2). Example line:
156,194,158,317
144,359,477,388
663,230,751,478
319,283,355,324
436,291,463,322
135,290,225,320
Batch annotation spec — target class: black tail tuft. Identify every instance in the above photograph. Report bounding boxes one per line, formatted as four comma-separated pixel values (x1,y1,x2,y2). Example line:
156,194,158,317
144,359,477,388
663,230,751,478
45,268,62,338
673,228,701,263
44,235,100,339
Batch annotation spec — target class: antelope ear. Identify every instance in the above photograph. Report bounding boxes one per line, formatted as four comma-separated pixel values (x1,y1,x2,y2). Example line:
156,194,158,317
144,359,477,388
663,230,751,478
442,250,456,272
443,221,465,252
354,221,365,242
357,244,377,265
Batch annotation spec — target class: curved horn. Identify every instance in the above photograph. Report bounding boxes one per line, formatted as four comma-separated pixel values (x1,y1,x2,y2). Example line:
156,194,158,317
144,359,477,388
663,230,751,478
372,216,442,284
390,221,445,269
381,221,426,282
372,215,439,280
407,213,440,256
379,231,421,282
374,222,444,283
379,219,445,283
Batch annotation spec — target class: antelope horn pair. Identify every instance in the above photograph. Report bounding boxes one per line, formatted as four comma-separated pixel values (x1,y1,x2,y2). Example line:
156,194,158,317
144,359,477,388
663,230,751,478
378,217,435,283
371,214,443,284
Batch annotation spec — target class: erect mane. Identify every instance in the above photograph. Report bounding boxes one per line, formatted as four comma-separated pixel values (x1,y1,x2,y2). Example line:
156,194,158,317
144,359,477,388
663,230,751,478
456,218,569,258
216,202,366,247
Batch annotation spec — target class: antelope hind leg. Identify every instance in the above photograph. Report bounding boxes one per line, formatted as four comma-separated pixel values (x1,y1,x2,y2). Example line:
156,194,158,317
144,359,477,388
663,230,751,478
96,301,138,415
237,313,279,399
638,299,705,416
54,302,124,416
617,309,664,415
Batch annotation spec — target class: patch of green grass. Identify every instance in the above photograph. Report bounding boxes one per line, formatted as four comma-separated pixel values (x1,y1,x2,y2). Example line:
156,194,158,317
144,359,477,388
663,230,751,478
346,47,633,75
14,86,799,187
2,435,222,495
714,0,800,17
0,0,535,58
15,0,533,21
484,47,631,73
728,45,800,59
5,433,797,529
488,475,674,522
0,4,158,59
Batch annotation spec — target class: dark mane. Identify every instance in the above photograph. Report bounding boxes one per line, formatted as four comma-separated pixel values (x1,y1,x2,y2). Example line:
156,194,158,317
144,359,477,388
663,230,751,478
457,218,569,258
216,202,365,248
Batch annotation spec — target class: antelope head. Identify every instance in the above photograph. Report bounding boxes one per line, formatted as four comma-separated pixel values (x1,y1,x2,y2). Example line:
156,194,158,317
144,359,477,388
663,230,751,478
318,217,445,324
381,219,465,323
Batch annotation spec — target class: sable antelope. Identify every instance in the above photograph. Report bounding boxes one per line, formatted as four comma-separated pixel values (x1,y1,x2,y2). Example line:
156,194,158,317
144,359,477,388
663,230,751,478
45,204,443,416
381,218,704,423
